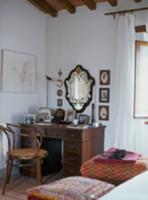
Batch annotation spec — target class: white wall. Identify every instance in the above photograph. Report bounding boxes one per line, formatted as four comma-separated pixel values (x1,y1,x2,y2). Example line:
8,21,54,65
0,0,148,153
0,0,46,123
45,1,148,149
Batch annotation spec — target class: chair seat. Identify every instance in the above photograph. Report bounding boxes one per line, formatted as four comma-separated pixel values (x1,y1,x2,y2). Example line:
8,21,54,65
11,148,48,160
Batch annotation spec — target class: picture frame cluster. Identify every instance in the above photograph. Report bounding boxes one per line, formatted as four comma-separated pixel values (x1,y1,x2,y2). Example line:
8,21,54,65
99,70,110,121
56,69,63,107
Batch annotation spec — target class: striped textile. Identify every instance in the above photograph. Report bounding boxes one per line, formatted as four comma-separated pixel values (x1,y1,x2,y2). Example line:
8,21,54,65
80,155,148,185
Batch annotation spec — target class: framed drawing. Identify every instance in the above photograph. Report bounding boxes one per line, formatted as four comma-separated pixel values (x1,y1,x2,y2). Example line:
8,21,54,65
99,70,110,85
57,99,63,107
99,105,109,120
99,88,110,103
1,49,36,93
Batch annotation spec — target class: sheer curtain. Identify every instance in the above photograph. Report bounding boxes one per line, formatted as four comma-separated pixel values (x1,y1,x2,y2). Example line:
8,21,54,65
112,13,148,154
0,124,7,169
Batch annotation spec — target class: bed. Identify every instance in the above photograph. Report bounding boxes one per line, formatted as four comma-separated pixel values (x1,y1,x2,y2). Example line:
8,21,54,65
100,170,148,200
27,171,148,200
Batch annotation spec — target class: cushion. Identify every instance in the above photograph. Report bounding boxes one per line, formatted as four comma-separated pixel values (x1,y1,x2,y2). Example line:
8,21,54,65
27,176,115,200
94,147,141,164
80,155,148,185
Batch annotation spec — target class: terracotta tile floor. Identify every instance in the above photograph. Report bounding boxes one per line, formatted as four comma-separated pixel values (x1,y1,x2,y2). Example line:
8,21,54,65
0,172,63,200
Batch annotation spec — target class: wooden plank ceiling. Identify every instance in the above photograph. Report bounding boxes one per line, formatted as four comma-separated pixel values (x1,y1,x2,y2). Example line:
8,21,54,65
27,0,142,17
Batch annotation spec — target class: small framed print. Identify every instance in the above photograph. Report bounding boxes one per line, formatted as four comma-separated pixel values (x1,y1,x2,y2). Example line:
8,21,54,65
99,88,109,103
57,89,63,97
100,70,110,85
56,79,63,87
99,105,109,120
57,99,62,107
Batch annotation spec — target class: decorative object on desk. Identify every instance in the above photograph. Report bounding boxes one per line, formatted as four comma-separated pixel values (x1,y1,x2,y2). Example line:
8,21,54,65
99,88,110,103
57,89,63,97
99,70,110,85
65,65,95,113
57,99,63,107
91,103,95,125
45,75,52,106
36,107,51,123
56,79,63,87
99,105,109,120
52,108,65,123
1,49,36,93
78,114,89,125
64,109,76,122
24,114,36,124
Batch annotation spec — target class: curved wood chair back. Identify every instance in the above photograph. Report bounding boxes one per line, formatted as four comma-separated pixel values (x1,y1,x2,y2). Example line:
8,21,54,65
0,123,48,195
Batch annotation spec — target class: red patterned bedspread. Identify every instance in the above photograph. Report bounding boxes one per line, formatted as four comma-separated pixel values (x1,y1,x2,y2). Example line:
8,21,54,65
80,155,148,185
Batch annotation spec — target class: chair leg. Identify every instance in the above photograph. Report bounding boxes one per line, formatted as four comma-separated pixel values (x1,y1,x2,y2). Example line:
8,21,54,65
7,159,13,184
36,158,42,184
2,159,13,195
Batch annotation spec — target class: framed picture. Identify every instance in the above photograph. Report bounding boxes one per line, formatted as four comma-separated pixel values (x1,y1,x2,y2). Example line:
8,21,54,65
1,49,36,93
99,105,109,120
99,70,110,85
57,99,62,107
56,79,63,87
99,88,110,103
57,89,63,97
64,109,76,122
78,114,89,125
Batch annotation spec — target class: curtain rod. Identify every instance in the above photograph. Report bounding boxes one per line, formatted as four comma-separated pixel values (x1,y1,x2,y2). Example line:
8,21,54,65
105,7,148,16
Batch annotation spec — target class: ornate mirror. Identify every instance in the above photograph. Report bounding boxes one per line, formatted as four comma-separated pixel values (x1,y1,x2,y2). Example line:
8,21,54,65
64,65,95,112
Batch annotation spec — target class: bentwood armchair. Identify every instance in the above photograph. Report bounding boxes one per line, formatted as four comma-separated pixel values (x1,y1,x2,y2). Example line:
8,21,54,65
0,123,48,195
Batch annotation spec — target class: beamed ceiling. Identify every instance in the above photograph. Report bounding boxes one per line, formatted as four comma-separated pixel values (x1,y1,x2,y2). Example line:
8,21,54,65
27,0,142,17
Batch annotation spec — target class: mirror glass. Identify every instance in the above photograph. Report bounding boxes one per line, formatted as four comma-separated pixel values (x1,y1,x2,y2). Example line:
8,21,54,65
64,65,95,112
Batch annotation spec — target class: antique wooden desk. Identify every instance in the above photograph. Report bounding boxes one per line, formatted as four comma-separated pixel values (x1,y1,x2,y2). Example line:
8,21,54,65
21,124,105,177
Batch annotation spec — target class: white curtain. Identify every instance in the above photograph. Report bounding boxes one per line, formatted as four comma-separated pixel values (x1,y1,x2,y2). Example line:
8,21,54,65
0,124,7,169
112,13,146,153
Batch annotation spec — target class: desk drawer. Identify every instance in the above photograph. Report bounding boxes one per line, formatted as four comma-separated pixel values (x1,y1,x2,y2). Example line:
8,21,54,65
45,129,65,138
65,129,82,140
64,152,82,163
63,164,80,176
64,141,81,153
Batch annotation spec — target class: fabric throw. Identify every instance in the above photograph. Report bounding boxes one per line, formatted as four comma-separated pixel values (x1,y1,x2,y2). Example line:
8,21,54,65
27,176,114,200
94,147,141,164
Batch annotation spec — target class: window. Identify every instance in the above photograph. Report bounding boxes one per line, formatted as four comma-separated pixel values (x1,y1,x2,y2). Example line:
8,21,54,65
134,40,148,118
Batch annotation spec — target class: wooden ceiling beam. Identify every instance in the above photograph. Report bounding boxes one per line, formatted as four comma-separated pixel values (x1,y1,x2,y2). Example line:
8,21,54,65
135,0,142,2
28,0,46,13
135,25,147,33
28,0,57,17
57,0,75,14
81,0,96,10
107,0,117,6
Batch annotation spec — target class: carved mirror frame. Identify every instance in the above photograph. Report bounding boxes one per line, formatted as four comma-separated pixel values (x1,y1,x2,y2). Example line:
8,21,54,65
64,65,95,113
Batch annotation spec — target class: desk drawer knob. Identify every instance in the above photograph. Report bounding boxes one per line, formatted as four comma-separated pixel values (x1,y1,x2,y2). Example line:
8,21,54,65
71,134,75,138
69,157,75,161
